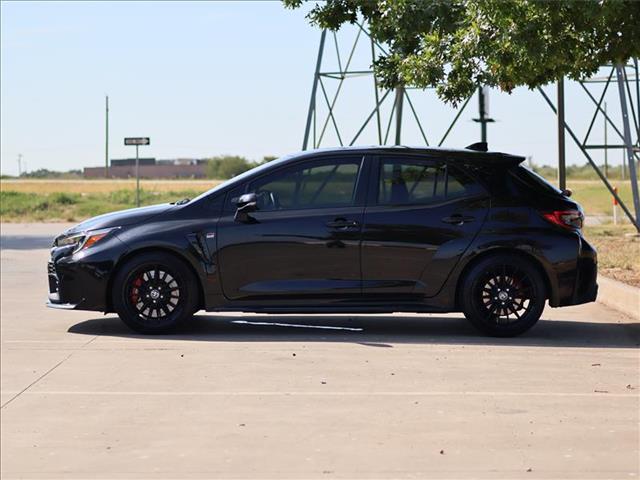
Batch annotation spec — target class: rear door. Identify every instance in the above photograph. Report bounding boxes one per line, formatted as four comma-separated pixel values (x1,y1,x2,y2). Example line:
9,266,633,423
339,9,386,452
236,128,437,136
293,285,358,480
216,155,367,302
361,155,489,299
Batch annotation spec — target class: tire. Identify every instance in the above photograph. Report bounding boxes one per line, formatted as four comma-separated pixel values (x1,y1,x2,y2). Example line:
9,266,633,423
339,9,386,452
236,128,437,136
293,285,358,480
460,253,546,337
112,252,199,334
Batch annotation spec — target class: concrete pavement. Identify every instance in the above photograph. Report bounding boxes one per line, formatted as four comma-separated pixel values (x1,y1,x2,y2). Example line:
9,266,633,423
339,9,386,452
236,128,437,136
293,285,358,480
1,224,639,479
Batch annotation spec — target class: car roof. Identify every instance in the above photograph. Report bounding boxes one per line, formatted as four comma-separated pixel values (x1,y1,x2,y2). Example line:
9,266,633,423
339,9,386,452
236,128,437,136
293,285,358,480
291,145,525,165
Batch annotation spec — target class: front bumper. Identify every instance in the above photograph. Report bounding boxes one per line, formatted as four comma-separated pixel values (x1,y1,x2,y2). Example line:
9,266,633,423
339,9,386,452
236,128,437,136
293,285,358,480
47,259,88,309
46,246,119,312
46,300,81,310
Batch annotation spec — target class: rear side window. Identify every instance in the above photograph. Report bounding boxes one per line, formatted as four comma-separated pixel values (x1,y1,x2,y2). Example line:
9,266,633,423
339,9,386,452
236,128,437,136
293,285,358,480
377,158,480,206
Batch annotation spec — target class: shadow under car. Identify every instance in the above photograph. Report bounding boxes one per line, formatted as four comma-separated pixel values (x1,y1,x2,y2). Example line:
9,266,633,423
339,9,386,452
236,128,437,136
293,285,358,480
68,313,640,349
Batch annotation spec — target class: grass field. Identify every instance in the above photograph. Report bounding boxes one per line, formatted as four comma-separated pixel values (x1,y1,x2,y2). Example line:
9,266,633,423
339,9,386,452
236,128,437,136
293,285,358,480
2,178,637,220
0,179,219,222
567,180,637,217
0,179,219,194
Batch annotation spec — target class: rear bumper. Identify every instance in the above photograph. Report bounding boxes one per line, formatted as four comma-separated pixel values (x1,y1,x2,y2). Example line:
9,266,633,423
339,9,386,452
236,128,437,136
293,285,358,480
552,235,598,307
571,236,598,305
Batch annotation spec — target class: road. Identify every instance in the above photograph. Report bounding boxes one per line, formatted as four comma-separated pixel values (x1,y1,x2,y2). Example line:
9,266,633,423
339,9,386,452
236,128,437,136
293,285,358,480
1,223,639,479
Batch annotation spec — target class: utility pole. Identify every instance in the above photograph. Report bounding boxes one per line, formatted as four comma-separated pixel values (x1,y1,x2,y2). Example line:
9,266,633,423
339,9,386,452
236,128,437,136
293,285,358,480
472,86,494,144
603,102,608,178
17,154,22,177
394,85,405,145
105,95,109,178
557,77,567,191
615,63,640,232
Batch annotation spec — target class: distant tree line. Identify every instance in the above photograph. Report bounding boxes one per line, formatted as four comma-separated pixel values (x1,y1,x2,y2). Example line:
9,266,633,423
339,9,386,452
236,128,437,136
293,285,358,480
532,163,632,181
9,168,83,179
1,159,632,182
1,158,279,180
205,155,277,179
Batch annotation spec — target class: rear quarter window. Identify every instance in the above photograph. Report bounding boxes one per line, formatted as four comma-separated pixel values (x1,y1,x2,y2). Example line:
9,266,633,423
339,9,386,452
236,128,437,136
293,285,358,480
511,166,563,196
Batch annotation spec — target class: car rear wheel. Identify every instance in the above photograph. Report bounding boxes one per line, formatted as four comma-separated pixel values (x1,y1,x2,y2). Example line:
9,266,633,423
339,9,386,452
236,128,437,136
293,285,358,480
112,252,199,334
460,253,546,337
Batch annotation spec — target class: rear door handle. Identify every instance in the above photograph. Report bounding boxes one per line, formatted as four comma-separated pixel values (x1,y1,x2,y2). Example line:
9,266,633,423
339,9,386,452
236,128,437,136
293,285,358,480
442,214,475,225
326,218,360,229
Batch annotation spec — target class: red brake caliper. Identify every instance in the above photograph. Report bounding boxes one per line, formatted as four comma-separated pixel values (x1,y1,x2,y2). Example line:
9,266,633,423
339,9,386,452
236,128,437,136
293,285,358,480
130,276,143,305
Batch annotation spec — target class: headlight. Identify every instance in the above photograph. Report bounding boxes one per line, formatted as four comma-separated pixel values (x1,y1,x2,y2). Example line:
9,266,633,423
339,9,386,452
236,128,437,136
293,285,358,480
56,227,120,253
56,233,85,249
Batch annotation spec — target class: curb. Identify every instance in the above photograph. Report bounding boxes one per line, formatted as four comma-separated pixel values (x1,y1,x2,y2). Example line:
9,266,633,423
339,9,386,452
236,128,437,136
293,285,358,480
597,276,640,320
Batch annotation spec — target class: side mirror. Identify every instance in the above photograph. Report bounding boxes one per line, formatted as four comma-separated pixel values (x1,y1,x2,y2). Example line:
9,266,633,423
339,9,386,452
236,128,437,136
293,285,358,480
234,193,258,223
561,188,572,197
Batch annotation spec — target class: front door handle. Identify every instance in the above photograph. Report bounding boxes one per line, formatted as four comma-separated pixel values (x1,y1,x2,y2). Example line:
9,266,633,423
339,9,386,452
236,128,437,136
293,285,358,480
442,214,475,225
326,218,360,229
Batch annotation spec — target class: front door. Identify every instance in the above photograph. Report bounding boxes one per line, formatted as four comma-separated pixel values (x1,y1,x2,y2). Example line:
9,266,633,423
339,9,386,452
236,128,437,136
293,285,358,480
217,156,367,302
361,155,489,299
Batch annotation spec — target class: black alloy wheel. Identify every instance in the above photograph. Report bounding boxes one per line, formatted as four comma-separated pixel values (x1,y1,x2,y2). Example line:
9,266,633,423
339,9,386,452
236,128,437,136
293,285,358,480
128,266,181,321
112,252,199,333
460,253,546,337
477,264,534,323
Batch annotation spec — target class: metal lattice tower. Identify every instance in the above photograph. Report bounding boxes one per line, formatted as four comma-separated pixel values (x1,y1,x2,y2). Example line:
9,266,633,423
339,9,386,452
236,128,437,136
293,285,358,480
302,25,640,230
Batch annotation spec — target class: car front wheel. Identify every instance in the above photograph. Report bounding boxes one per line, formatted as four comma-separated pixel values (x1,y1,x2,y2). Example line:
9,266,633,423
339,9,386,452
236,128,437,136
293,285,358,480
112,252,199,334
460,253,546,337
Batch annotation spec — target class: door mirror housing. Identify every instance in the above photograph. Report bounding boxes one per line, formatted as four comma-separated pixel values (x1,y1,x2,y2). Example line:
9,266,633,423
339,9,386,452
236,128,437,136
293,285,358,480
234,193,258,223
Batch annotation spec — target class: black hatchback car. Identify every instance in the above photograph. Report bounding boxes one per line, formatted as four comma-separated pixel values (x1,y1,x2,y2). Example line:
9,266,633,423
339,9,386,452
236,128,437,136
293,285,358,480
47,145,597,336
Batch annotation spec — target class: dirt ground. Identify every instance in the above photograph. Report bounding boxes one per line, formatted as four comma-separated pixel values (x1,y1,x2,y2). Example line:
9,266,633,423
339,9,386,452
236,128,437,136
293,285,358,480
584,225,640,287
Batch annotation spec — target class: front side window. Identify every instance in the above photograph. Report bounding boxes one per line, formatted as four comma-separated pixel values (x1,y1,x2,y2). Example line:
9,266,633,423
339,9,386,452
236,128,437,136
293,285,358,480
378,158,478,205
229,158,361,212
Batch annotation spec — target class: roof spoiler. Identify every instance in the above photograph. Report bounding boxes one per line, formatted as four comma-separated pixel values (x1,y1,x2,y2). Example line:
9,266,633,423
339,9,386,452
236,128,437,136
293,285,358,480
466,142,488,152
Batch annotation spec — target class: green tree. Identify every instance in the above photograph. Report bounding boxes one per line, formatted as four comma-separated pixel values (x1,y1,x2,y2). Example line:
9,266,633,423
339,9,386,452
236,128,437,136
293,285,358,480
284,0,640,103
206,156,252,179
21,168,82,179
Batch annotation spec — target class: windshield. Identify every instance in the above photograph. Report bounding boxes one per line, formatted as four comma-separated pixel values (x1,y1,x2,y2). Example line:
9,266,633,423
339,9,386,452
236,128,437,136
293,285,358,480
513,165,563,195
190,153,298,203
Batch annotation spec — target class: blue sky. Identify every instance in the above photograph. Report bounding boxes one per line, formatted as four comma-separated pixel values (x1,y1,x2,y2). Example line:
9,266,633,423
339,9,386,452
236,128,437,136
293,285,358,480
0,1,626,176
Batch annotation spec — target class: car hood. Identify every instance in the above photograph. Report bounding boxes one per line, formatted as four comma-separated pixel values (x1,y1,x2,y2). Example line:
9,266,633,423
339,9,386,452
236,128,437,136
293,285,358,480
63,203,174,235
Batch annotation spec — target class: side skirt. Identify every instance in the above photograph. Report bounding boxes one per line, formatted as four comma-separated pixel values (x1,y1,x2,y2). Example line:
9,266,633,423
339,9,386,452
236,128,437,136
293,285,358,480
203,304,454,315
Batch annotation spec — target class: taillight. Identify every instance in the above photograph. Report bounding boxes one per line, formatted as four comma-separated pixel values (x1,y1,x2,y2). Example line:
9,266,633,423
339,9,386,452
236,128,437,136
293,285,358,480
541,210,584,230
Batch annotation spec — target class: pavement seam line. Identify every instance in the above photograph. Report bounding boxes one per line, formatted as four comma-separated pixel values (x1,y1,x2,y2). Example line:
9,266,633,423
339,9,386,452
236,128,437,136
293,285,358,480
0,352,74,409
0,335,98,409
1,391,637,397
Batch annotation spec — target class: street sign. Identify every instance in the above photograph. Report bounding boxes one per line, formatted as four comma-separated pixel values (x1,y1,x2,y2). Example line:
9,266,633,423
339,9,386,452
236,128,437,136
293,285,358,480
124,137,150,146
124,137,150,207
